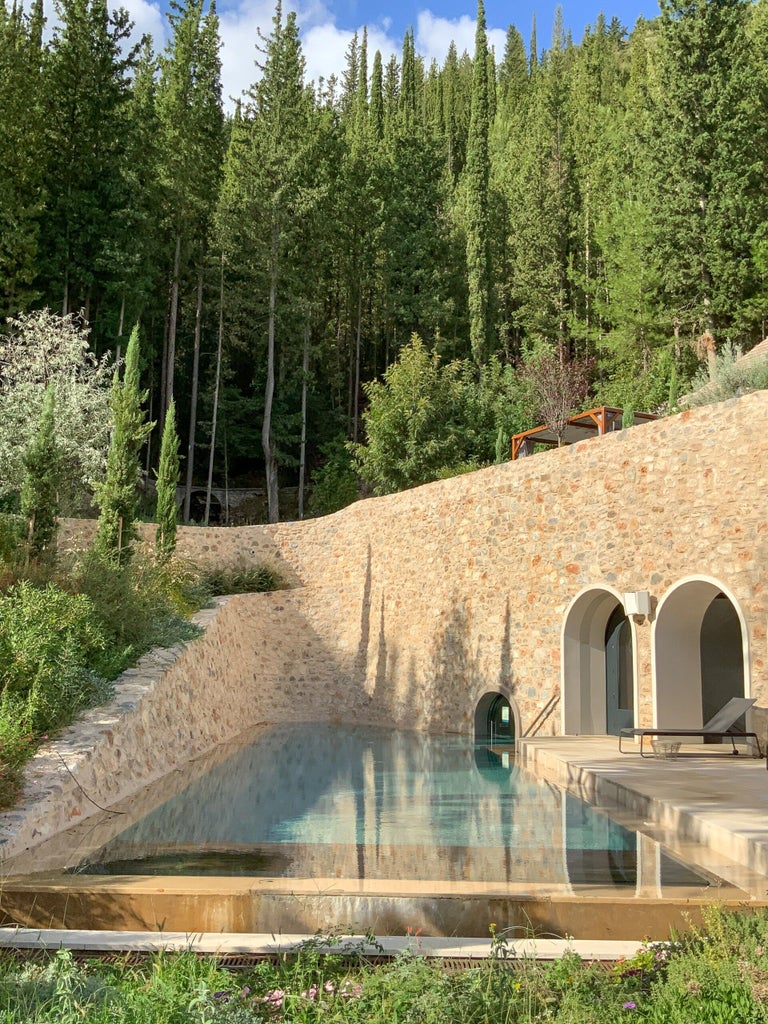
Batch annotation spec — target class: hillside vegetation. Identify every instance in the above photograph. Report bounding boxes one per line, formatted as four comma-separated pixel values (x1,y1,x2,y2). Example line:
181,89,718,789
3,0,768,516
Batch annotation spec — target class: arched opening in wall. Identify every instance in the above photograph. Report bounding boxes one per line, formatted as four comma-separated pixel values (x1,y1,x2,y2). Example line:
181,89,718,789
562,588,636,736
654,580,748,734
474,692,515,746
189,490,223,524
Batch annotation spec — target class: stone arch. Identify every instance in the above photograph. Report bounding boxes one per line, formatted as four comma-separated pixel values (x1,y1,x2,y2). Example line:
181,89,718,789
474,689,518,745
653,576,750,729
189,489,223,523
562,585,638,735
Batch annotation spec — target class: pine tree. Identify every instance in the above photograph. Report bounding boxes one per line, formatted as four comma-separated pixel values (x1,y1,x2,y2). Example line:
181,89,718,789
649,0,762,345
21,386,62,560
216,1,314,522
155,397,180,559
39,0,135,322
0,0,46,316
94,325,153,564
465,0,494,364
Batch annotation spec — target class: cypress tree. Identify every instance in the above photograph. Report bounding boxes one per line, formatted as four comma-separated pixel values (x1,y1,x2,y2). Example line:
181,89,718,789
216,0,313,523
94,325,153,564
0,0,46,316
370,49,384,140
465,0,493,364
383,53,400,139
40,0,134,320
529,13,538,75
155,397,180,559
399,29,417,127
21,385,62,560
498,25,528,113
649,0,760,343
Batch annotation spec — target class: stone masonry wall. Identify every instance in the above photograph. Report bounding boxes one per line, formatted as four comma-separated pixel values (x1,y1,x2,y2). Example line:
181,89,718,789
152,390,768,742
9,392,768,859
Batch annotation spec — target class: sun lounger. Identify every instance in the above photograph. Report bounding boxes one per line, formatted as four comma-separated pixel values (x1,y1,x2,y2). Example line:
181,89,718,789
618,697,762,757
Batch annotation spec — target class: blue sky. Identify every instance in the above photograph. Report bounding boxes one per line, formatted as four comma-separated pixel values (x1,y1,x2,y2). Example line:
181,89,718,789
119,0,657,106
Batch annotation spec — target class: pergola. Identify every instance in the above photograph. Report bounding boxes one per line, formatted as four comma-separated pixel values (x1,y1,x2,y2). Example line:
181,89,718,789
510,406,657,461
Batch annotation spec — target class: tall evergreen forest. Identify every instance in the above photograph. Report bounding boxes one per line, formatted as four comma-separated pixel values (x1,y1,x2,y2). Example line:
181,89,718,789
2,0,767,520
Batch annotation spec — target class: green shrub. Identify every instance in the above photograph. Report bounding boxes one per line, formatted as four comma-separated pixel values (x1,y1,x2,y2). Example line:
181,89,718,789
309,437,361,516
0,580,109,734
0,513,25,568
192,563,281,599
687,342,768,408
1,912,768,1022
72,550,203,679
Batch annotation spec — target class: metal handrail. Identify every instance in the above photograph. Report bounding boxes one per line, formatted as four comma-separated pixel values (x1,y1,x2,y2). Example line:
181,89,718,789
523,690,561,738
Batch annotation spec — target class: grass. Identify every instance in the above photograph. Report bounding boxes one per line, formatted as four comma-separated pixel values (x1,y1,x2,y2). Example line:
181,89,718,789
0,908,767,1022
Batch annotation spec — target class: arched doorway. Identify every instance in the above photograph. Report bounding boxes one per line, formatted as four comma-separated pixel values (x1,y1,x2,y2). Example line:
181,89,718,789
654,578,748,733
474,691,516,746
562,587,637,736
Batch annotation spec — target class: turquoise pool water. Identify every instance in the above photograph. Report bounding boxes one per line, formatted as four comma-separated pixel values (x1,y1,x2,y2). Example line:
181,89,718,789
70,723,722,892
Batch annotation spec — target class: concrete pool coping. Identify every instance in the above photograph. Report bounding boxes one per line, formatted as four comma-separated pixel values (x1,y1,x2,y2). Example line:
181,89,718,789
0,926,644,962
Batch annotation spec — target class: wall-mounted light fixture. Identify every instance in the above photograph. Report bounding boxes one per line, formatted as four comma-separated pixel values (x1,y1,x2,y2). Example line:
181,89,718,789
623,591,652,617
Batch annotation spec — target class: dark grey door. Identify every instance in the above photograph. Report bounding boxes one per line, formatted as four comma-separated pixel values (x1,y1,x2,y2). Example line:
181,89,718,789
605,607,634,735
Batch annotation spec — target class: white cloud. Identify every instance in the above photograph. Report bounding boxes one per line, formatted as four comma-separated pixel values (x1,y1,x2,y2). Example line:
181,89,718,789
218,0,277,104
218,0,398,107
302,21,397,89
40,0,166,52
40,0,508,113
416,9,507,64
121,0,166,51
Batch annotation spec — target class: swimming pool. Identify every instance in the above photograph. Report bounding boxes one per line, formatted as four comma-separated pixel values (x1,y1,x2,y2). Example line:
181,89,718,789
56,722,730,894
2,721,757,937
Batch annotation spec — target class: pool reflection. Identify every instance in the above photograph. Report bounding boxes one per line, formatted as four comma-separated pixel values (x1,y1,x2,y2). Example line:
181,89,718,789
66,723,715,892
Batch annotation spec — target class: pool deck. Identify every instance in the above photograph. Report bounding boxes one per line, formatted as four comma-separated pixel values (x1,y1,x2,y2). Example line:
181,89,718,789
519,734,768,895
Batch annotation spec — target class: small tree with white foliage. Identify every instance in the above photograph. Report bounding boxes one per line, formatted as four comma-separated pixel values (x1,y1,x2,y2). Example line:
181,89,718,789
0,311,112,508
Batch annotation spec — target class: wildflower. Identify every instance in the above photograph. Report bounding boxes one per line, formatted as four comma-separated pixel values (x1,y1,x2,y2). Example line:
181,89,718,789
340,981,363,999
623,1001,637,1010
324,980,335,993
259,988,285,1009
301,984,318,1001
213,991,230,1002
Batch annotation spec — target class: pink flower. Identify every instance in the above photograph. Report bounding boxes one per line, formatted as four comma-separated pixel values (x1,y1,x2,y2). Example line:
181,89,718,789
259,988,285,1009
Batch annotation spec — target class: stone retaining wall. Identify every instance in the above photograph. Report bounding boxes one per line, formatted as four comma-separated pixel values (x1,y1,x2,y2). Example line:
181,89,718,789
7,392,768,859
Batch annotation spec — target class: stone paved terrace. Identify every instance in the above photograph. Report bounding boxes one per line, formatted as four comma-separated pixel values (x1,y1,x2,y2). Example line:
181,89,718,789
520,736,768,897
